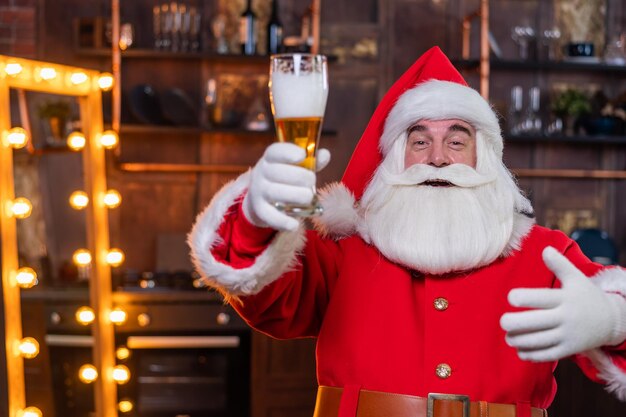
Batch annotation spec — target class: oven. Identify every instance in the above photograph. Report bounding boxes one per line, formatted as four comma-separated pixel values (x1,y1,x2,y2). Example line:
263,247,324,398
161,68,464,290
44,290,250,417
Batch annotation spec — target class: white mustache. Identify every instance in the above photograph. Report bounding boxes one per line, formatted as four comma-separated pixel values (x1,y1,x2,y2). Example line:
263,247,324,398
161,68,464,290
380,164,496,188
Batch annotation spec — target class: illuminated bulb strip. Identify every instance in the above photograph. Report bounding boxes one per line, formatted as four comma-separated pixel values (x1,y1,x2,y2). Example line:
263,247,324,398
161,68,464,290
103,190,122,208
109,308,127,325
72,249,92,266
98,73,114,91
5,62,23,76
75,306,95,325
39,67,57,80
17,406,42,417
116,346,131,360
15,267,37,288
18,337,39,359
112,365,131,384
67,132,86,151
118,400,134,413
106,248,125,267
99,130,118,149
4,127,29,148
70,71,88,85
78,364,98,383
10,198,32,219
69,191,89,210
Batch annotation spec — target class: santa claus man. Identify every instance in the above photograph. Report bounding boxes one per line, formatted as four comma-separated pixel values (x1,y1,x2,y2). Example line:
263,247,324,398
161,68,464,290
189,47,626,417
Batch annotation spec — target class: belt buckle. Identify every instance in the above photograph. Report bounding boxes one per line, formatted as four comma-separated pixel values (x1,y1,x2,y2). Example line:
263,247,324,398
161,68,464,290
427,393,470,417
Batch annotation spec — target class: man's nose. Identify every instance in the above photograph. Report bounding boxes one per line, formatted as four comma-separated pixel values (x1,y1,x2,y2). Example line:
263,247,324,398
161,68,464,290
427,143,450,167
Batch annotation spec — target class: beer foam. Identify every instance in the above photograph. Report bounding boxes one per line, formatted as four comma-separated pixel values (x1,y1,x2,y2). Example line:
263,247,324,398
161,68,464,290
270,72,328,118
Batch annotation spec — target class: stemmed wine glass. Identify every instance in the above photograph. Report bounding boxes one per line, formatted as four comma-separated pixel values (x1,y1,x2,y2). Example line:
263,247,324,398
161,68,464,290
511,23,536,60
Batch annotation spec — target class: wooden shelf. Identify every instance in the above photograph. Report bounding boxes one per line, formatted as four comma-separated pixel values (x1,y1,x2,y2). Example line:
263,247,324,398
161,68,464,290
452,58,626,73
76,48,272,63
116,123,337,137
117,124,273,136
506,134,626,145
77,48,338,63
511,168,626,180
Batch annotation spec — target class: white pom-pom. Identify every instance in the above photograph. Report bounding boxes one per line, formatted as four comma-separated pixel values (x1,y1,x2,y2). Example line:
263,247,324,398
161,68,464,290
313,182,359,239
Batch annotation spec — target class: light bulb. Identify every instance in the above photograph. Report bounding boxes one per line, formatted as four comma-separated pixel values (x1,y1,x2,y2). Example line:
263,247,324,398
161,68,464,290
112,365,130,384
17,406,42,417
75,306,95,325
39,67,57,80
106,248,125,267
15,267,37,288
118,400,134,413
72,249,92,266
78,364,98,383
18,337,39,359
4,127,29,149
98,73,114,91
5,62,23,76
11,198,32,219
70,71,88,85
69,191,89,210
116,346,131,360
67,132,86,151
109,308,127,325
103,190,122,208
99,130,118,149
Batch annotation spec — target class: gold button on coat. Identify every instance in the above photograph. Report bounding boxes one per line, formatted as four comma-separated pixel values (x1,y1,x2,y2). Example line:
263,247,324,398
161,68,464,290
433,297,449,311
436,363,452,379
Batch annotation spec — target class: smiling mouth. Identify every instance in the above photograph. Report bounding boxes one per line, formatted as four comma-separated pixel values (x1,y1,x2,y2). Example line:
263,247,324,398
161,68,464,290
421,180,453,187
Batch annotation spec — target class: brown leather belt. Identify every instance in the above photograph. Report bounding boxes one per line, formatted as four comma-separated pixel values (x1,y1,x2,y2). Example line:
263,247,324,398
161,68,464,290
313,386,547,417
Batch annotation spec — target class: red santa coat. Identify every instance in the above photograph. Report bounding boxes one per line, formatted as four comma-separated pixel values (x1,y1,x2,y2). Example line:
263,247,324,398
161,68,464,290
188,179,626,410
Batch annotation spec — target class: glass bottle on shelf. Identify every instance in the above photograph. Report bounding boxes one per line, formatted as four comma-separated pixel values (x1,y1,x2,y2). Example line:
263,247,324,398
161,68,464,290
239,0,257,55
266,0,283,55
521,86,542,135
211,6,229,54
508,85,523,135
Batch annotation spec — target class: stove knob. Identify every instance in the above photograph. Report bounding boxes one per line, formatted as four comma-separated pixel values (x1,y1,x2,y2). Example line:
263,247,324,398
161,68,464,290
50,312,61,325
216,312,230,325
137,313,151,327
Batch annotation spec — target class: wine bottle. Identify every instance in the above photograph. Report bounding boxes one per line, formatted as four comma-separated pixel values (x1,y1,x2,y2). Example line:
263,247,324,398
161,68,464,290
266,0,283,55
239,0,257,55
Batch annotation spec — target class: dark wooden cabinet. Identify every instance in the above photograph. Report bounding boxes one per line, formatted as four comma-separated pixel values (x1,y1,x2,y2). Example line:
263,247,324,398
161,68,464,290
251,334,318,417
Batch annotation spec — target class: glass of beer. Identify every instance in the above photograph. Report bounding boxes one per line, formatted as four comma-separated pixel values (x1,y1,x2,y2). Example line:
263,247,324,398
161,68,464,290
269,53,328,217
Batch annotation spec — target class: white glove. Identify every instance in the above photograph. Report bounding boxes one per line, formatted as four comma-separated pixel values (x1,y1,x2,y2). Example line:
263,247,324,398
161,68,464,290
242,142,330,231
500,246,626,362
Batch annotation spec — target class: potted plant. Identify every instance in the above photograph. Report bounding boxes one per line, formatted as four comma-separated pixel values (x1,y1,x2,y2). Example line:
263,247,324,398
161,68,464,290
37,99,73,144
550,88,591,135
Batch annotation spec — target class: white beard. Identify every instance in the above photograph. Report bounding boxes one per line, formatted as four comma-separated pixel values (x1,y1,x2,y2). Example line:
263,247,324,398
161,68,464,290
358,162,519,275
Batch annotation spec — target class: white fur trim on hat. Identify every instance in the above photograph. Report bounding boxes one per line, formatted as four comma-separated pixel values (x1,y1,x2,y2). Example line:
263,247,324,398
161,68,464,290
579,267,626,401
380,80,503,158
187,171,306,296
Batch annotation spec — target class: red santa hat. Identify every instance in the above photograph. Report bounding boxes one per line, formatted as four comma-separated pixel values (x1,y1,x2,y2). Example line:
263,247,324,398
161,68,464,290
341,46,503,201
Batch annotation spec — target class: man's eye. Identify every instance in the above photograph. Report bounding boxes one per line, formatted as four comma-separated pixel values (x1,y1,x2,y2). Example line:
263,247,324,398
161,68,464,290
411,140,429,148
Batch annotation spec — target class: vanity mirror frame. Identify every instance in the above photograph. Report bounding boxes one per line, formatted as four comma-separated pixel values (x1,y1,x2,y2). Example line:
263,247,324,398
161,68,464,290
0,56,118,417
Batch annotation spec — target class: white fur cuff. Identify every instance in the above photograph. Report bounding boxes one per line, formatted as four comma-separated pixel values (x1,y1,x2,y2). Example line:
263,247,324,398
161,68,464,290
581,267,626,401
187,171,306,296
